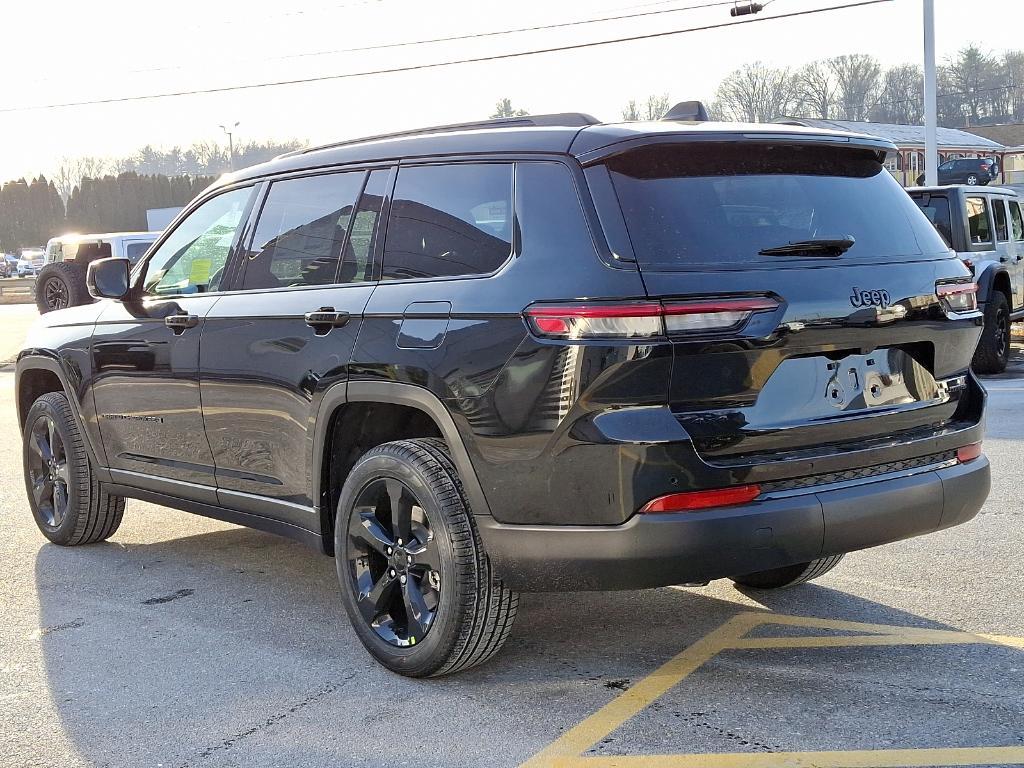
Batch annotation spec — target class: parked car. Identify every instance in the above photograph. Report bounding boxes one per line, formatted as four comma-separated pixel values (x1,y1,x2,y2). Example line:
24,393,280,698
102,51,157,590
17,248,44,276
3,254,20,276
0,258,11,278
37,232,160,313
916,158,995,187
17,109,989,677
908,185,1023,373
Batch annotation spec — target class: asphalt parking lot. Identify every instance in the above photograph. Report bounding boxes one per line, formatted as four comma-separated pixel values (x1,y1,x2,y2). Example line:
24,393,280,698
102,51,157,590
2,344,1023,768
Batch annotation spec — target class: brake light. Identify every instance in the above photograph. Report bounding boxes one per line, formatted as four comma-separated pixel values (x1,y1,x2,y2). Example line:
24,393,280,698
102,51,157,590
524,298,779,340
641,484,762,513
936,282,978,314
981,163,991,171
957,443,982,463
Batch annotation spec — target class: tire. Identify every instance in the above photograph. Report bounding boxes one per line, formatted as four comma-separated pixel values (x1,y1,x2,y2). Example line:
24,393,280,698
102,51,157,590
23,392,125,545
335,438,518,677
966,174,979,186
35,262,89,314
731,554,845,590
973,291,1011,375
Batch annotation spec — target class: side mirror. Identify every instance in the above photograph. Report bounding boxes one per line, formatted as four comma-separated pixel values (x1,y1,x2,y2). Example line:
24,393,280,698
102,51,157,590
87,257,131,300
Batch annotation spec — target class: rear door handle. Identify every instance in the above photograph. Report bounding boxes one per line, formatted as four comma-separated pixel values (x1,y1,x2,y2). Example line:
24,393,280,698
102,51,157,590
164,313,199,334
305,307,350,334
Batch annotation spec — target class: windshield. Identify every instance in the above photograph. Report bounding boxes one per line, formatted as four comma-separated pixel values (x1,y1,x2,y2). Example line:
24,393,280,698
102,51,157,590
605,144,950,269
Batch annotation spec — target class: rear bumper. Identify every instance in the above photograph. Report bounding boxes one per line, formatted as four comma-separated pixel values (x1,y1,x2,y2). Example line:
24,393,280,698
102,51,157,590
478,456,990,591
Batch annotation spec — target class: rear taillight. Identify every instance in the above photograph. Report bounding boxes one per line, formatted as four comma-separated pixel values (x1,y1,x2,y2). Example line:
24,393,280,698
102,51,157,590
936,282,978,314
981,163,991,171
524,297,779,340
957,442,982,463
641,484,762,513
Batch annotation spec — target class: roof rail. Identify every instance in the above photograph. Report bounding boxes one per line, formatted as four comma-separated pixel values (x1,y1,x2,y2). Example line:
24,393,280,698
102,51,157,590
282,112,601,158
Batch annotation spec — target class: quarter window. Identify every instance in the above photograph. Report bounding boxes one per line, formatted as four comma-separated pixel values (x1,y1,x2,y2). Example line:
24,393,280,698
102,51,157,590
382,163,513,280
1009,200,1024,242
241,172,364,290
993,199,1009,242
966,197,992,245
143,187,252,296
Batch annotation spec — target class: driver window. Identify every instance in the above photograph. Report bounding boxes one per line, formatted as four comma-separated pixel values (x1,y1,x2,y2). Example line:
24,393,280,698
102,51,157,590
142,187,252,296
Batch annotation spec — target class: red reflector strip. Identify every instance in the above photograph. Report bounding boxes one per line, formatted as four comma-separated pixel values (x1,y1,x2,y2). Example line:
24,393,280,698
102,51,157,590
641,484,761,513
957,443,982,463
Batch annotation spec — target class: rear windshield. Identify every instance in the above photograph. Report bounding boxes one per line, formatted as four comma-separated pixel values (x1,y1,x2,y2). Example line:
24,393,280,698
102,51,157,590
606,144,949,269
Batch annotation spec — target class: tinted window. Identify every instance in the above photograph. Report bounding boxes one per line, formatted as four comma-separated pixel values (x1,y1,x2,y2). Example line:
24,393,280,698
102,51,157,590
913,195,953,247
993,198,1010,241
125,241,152,263
1010,201,1024,241
966,197,992,245
342,169,388,284
607,144,945,268
144,187,252,295
241,172,364,290
382,164,512,280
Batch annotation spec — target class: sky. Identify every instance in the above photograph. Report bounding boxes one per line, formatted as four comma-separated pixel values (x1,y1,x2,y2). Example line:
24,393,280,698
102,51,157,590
2,0,1022,182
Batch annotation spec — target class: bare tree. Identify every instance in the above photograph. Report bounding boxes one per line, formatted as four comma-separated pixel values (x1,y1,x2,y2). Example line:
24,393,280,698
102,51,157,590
490,98,528,119
1003,51,1024,122
872,64,924,124
793,61,836,119
51,156,109,203
621,93,672,121
828,54,882,121
714,62,795,123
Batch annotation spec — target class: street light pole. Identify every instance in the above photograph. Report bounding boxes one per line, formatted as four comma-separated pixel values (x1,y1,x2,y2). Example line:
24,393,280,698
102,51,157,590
219,122,240,172
923,0,938,185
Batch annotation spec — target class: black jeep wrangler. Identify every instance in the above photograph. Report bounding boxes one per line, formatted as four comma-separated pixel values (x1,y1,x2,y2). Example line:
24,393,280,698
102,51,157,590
17,109,990,677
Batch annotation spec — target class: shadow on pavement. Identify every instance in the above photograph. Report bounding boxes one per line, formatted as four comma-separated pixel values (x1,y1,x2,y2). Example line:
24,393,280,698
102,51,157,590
30,519,1014,767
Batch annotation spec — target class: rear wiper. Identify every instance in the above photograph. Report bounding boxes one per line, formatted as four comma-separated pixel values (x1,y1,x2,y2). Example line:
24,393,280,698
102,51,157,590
758,236,856,257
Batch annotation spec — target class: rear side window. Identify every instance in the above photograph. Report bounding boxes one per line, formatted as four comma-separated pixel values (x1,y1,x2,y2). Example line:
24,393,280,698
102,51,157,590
125,241,151,263
241,171,364,290
606,144,947,268
1010,200,1024,241
912,195,953,247
382,163,512,280
966,197,992,245
993,199,1010,241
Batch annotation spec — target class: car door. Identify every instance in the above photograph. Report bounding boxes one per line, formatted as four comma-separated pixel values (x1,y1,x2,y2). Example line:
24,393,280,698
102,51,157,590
198,168,391,526
1005,198,1024,312
90,185,256,503
937,160,956,184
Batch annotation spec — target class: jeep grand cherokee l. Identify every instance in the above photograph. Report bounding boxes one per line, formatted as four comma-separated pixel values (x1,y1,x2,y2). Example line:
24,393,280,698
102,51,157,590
17,109,990,677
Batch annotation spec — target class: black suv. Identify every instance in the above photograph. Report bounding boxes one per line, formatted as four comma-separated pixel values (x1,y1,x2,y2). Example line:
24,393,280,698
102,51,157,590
18,110,990,677
916,157,995,187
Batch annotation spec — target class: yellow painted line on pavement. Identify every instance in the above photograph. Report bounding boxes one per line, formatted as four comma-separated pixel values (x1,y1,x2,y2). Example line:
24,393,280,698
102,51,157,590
545,746,1024,768
520,611,1024,768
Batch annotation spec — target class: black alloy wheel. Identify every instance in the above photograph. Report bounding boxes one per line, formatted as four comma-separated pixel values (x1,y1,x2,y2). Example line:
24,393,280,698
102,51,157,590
336,438,518,677
43,276,70,311
346,476,441,647
26,413,71,527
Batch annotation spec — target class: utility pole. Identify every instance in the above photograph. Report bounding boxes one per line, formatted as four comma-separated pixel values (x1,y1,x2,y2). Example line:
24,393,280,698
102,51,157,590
923,0,938,185
219,122,240,172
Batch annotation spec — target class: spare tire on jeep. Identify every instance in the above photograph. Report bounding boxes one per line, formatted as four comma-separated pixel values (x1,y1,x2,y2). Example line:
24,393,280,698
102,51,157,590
36,262,90,314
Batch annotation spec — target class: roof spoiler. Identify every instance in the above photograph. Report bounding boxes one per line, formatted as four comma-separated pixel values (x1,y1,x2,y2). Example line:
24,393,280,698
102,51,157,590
661,101,710,123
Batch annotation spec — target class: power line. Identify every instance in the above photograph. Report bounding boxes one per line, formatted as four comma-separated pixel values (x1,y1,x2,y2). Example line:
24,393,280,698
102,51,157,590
0,0,893,114
24,0,745,86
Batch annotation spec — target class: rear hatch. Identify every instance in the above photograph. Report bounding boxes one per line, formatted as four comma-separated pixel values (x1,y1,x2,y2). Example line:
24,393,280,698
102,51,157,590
597,140,981,468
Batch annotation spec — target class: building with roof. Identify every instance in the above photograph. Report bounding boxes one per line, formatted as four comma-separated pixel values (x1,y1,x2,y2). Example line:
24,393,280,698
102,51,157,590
780,118,1006,186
